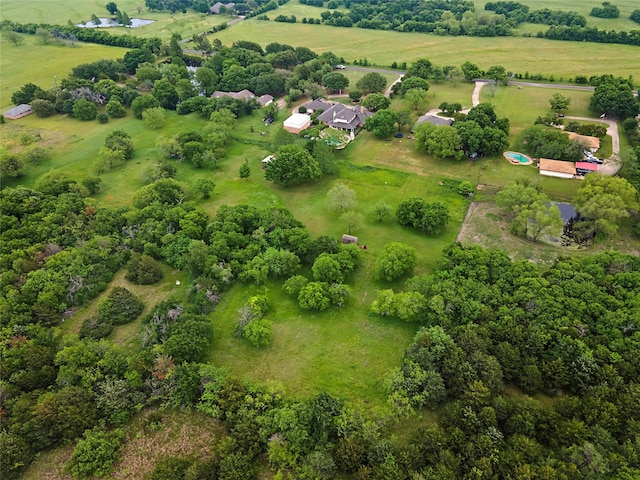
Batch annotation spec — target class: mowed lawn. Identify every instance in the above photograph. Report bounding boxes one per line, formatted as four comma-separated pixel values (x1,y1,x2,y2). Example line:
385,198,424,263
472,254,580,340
211,20,640,79
0,36,129,109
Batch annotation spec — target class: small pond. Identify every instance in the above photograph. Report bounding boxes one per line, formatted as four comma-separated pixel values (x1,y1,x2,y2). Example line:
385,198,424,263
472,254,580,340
76,18,155,28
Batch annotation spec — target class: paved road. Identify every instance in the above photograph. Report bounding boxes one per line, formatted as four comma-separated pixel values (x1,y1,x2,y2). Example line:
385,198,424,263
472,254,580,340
345,66,406,75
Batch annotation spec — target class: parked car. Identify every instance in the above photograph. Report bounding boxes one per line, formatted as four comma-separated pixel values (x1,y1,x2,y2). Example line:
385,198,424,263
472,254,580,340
334,64,346,70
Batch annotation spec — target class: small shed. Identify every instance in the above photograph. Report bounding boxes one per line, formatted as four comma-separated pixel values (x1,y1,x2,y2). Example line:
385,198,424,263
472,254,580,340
341,234,358,244
283,113,311,134
3,104,33,120
539,158,576,179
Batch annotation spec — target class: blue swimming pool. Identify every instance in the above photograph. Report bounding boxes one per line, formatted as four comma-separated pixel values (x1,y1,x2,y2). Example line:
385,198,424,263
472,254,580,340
505,152,529,163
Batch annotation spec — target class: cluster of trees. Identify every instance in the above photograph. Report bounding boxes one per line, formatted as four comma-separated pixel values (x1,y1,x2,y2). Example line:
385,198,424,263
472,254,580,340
396,197,450,235
157,110,235,168
235,295,273,346
2,20,162,50
523,124,584,162
283,243,360,310
414,103,509,159
485,1,587,27
543,24,640,46
589,74,639,119
495,181,563,241
590,1,619,19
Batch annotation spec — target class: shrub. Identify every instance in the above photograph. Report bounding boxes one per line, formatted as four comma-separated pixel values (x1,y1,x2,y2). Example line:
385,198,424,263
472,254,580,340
298,281,331,310
243,318,273,347
458,181,474,196
396,198,450,235
98,287,145,325
79,316,113,340
66,428,124,480
126,253,163,285
284,275,309,297
31,99,56,117
72,99,98,121
97,113,109,123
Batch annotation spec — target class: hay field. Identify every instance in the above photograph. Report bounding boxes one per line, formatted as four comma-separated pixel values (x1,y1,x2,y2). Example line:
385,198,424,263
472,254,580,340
212,20,640,79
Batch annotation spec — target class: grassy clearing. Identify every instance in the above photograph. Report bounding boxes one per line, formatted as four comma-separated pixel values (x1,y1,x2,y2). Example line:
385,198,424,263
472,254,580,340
22,408,223,480
212,20,640,79
0,36,129,109
457,201,640,266
62,268,190,350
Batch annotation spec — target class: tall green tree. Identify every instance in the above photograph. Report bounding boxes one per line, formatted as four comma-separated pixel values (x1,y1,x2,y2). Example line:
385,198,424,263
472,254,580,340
265,145,322,186
365,109,397,137
549,93,571,113
326,182,356,214
356,72,387,94
574,174,638,236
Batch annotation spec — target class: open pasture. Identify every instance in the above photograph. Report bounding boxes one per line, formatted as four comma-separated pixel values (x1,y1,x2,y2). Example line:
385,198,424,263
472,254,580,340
212,20,640,79
0,35,129,109
475,0,640,31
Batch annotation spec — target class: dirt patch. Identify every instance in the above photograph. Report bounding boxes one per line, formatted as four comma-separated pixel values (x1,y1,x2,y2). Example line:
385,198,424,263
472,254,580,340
0,124,64,153
113,410,222,479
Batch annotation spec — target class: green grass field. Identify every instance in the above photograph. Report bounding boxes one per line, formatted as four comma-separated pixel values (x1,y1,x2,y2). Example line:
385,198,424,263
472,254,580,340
475,0,640,31
211,20,640,79
0,35,129,109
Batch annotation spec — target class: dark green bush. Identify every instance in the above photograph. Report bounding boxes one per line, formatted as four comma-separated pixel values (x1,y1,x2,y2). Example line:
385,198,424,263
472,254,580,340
97,287,145,325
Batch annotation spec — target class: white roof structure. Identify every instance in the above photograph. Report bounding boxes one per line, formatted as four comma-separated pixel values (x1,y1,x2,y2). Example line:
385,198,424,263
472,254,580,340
284,114,310,129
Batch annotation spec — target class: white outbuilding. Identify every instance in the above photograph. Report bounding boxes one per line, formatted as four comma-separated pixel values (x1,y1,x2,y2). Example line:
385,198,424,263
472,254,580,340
283,113,311,134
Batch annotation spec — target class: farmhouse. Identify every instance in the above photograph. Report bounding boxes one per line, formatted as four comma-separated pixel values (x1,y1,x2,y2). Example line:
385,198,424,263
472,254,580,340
283,113,311,134
414,114,454,128
567,132,600,152
209,2,234,14
257,94,274,107
211,89,255,101
539,158,576,179
3,104,33,120
316,103,372,138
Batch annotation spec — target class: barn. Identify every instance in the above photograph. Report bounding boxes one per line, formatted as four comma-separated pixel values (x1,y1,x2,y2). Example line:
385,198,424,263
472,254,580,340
3,104,33,120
